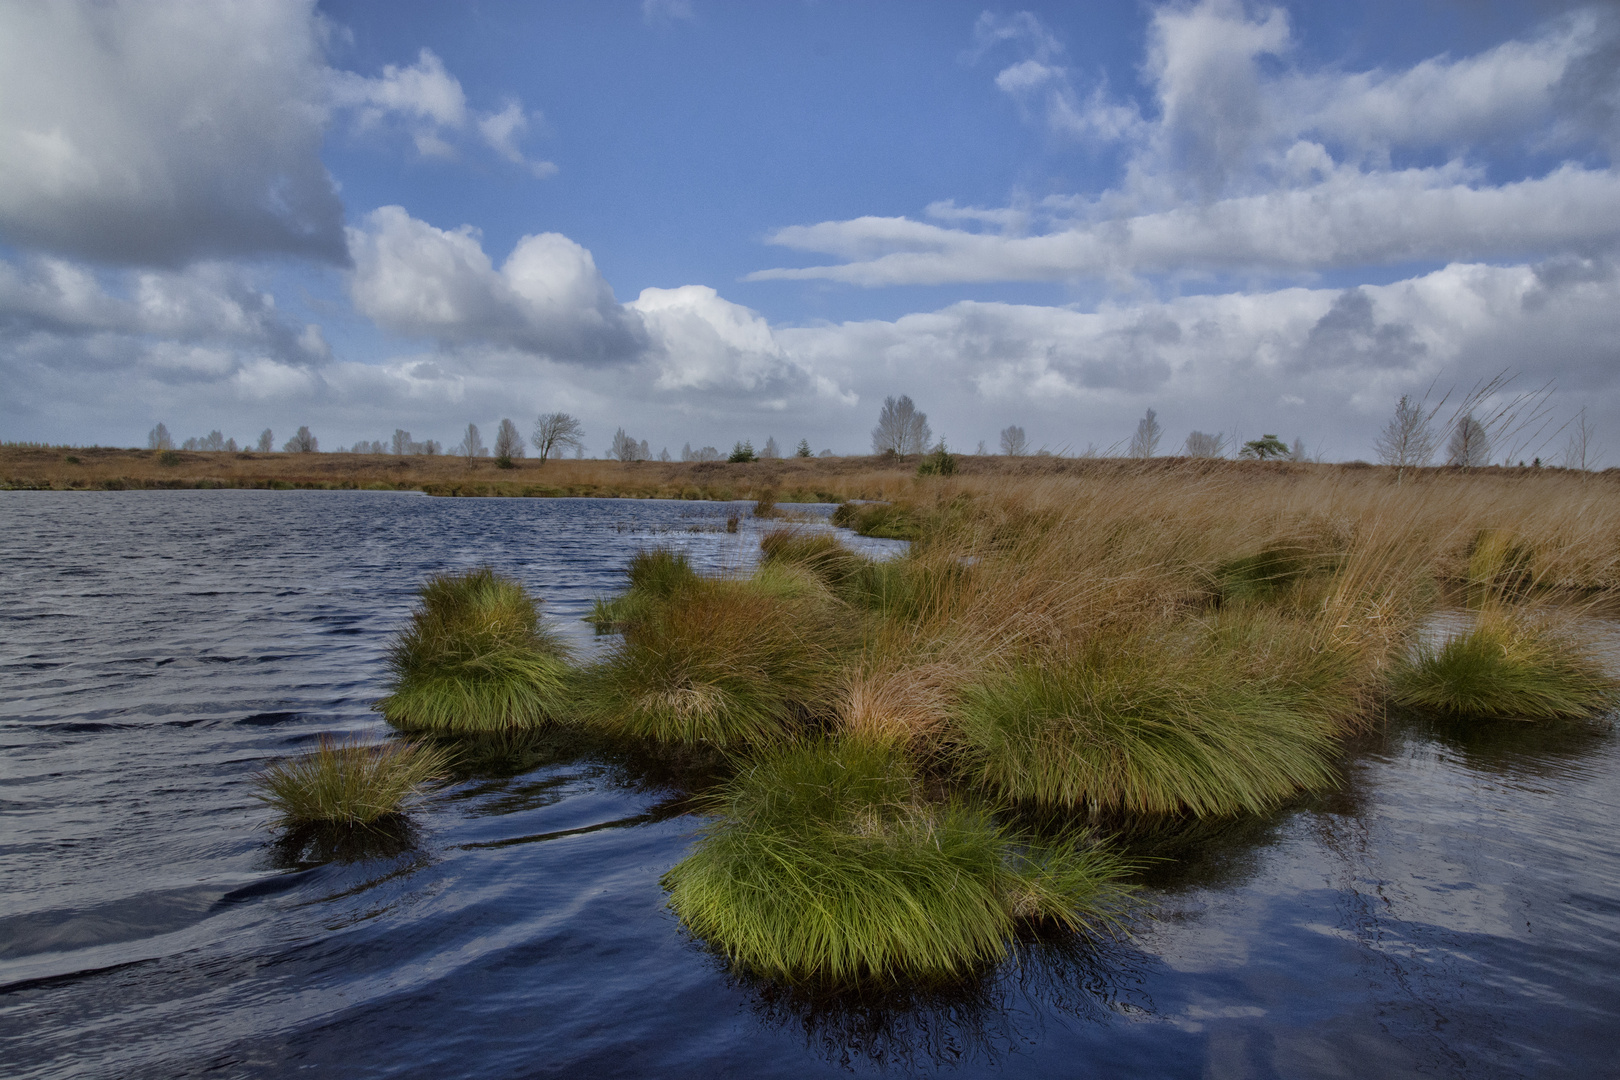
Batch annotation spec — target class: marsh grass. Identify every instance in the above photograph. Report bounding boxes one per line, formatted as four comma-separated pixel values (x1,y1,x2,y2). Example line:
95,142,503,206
951,625,1341,817
589,548,699,632
663,739,1132,984
254,736,450,827
582,575,845,747
832,501,920,540
376,567,572,732
1390,606,1620,720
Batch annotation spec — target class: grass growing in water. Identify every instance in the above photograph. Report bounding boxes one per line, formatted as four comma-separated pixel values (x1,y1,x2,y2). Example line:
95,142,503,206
254,736,450,827
951,624,1341,817
1390,607,1620,720
582,572,844,747
663,739,1131,984
375,567,571,732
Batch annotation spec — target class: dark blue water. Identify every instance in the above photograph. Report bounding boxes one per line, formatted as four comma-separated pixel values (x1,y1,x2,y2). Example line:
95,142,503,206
2,491,1617,1079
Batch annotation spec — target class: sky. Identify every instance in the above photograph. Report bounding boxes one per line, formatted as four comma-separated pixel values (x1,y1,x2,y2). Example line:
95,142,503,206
2,0,1617,462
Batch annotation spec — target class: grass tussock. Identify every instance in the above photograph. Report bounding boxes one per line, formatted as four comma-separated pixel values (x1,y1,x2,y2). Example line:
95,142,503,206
1390,607,1620,720
583,569,846,747
376,567,571,732
951,624,1342,817
254,736,450,827
663,739,1132,984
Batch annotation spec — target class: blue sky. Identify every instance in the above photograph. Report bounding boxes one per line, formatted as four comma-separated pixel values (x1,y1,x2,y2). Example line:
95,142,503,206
2,0,1616,462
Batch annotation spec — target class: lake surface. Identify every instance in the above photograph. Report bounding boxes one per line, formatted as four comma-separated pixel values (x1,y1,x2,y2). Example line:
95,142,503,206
2,490,1617,1079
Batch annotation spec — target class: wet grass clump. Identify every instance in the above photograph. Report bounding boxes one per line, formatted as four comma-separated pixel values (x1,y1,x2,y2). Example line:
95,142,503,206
663,739,1131,984
1390,610,1620,720
831,501,919,540
952,630,1340,817
1213,541,1340,607
589,548,700,632
583,575,843,747
376,567,572,732
760,528,870,593
254,736,450,827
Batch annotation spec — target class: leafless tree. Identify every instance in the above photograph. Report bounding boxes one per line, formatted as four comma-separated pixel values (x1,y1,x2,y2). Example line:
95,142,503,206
694,445,721,461
999,424,1027,456
493,418,524,461
148,422,174,450
457,423,487,462
610,427,648,462
1447,412,1490,469
391,428,412,455
1560,408,1595,471
1375,395,1439,481
761,436,780,459
1128,408,1162,458
871,395,931,456
283,426,318,453
532,412,584,463
1289,436,1307,462
658,446,672,462
257,429,274,452
1183,430,1226,458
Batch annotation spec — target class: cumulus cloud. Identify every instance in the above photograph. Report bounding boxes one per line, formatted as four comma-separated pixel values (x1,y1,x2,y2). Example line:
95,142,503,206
753,2,1620,288
345,207,849,406
0,0,344,267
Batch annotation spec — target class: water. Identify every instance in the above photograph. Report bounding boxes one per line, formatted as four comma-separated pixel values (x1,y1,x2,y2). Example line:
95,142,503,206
2,491,1617,1079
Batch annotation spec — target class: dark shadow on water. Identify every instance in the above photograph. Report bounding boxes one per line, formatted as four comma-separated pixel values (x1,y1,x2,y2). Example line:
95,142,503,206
732,932,1157,1072
1401,708,1616,778
265,816,423,870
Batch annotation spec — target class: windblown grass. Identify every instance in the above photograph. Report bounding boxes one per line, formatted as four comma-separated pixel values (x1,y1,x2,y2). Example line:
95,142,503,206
1390,607,1620,720
254,736,450,827
582,572,845,747
663,739,1132,984
375,567,571,732
588,547,699,632
951,623,1342,817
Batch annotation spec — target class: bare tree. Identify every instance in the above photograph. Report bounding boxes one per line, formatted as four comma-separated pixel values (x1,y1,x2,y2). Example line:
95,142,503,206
871,395,931,457
999,424,1028,456
457,423,487,463
658,446,672,462
148,422,174,450
1183,430,1226,457
694,445,721,461
391,429,412,455
1127,408,1162,458
681,442,695,461
1560,408,1595,471
257,428,274,452
183,430,227,452
283,426,318,453
610,427,647,462
1447,412,1491,469
1289,436,1306,462
1374,395,1439,481
493,418,524,461
532,412,584,463
761,436,780,459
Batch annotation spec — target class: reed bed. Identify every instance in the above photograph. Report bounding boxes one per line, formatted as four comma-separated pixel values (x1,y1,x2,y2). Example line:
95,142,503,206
253,736,450,827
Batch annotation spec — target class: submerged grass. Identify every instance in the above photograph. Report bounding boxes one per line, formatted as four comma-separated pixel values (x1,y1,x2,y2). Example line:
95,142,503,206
254,736,450,827
1390,607,1620,720
376,567,571,733
663,739,1132,984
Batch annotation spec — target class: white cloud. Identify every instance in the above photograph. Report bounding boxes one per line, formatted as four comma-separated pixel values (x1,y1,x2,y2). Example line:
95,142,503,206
329,47,467,129
477,101,560,179
0,0,344,266
754,2,1620,288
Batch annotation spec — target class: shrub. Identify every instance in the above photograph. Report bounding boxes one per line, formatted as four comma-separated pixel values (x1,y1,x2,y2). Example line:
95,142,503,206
663,739,1132,984
253,736,449,827
1390,609,1619,720
916,444,957,477
158,450,181,467
581,578,842,747
952,629,1340,817
375,567,572,732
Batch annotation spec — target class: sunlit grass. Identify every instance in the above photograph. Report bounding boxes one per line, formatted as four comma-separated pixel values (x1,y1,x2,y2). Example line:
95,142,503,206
1390,607,1619,720
663,739,1132,984
376,567,572,732
253,736,450,827
951,622,1342,817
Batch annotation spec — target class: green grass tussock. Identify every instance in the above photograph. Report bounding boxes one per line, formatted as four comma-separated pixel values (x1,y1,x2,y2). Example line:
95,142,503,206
1390,608,1620,720
254,736,450,827
376,567,572,732
583,576,843,747
952,627,1341,817
663,739,1132,983
589,548,700,632
760,528,870,592
831,500,920,540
